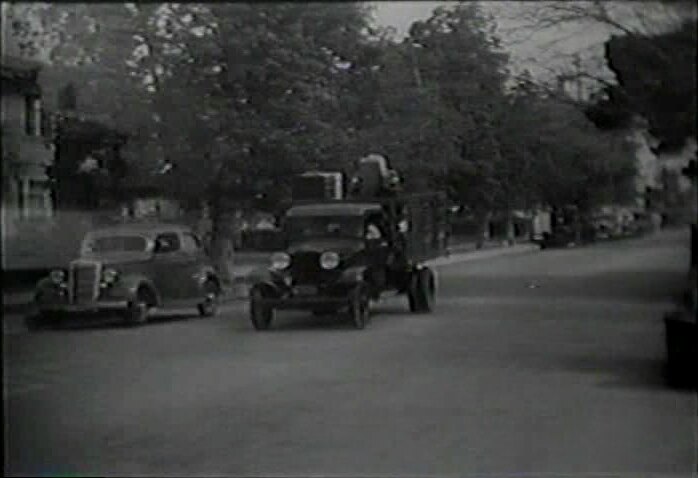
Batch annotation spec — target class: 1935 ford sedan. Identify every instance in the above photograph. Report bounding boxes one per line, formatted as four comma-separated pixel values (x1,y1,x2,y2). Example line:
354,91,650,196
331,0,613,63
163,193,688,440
32,222,221,327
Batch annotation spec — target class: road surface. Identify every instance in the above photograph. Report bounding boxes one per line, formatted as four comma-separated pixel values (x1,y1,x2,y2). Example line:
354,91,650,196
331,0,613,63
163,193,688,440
4,229,696,477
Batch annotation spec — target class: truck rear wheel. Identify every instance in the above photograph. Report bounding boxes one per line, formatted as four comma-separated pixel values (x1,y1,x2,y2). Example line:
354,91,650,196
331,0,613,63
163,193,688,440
250,286,274,331
408,267,435,313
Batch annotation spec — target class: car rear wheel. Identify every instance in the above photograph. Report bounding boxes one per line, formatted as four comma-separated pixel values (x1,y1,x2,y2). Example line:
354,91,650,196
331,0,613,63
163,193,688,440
197,279,220,317
349,284,370,330
250,286,273,331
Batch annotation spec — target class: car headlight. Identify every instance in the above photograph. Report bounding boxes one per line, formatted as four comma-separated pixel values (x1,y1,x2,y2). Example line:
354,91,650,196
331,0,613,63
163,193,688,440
101,268,119,284
50,269,66,284
320,251,340,270
270,252,291,270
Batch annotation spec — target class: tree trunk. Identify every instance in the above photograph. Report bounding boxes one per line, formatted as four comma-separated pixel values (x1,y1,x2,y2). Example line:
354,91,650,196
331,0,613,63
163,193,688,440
208,197,235,285
505,210,516,246
476,210,492,249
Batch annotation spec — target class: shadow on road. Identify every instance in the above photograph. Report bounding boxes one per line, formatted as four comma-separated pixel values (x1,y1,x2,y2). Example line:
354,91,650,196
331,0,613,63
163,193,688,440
556,354,696,393
23,310,203,333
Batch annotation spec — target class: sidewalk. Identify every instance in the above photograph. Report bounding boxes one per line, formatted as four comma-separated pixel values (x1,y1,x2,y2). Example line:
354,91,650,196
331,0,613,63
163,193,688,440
2,240,538,314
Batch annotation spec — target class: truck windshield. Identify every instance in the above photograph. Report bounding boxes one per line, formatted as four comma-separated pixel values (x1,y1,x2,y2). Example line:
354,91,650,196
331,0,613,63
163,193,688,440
84,236,150,254
286,216,364,241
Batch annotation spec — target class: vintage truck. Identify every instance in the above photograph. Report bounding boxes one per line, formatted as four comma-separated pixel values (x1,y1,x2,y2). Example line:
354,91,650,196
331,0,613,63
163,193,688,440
247,155,449,330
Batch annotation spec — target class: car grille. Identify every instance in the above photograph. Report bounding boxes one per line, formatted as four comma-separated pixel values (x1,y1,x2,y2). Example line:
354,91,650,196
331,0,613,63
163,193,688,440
70,261,101,304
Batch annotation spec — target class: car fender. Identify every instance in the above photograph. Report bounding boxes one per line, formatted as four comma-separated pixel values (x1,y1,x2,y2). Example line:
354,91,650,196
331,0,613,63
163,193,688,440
34,276,65,304
113,274,161,305
35,276,56,294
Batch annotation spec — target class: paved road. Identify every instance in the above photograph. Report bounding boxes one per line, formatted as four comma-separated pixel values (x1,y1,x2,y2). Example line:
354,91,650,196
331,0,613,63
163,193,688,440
4,229,696,477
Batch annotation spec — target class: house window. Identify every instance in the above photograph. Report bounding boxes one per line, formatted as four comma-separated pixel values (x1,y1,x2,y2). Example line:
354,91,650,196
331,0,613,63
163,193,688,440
24,95,42,137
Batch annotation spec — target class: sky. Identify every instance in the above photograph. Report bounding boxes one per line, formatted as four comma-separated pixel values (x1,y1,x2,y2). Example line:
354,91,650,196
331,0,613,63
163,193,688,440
369,1,613,89
370,1,696,93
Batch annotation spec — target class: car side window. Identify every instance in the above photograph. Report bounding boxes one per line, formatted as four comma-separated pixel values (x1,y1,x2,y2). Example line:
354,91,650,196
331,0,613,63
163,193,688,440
181,233,201,253
154,232,181,254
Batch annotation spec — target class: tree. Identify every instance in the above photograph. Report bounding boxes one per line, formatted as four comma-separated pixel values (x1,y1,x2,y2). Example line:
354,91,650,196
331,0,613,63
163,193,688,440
497,0,697,150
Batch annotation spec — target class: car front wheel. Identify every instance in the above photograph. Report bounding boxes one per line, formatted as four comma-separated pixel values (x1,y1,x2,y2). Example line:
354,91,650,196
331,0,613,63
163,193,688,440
123,290,151,326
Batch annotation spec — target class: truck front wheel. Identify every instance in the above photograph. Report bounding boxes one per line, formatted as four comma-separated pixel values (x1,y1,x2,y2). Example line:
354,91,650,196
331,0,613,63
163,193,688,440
408,267,435,313
250,286,274,331
349,284,370,330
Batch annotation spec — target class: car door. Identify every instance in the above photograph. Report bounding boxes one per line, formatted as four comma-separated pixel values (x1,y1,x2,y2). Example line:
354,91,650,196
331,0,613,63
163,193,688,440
152,231,196,303
179,232,208,299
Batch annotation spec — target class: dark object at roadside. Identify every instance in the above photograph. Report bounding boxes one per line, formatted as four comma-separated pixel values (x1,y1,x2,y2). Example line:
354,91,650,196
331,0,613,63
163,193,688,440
29,222,221,329
664,308,697,388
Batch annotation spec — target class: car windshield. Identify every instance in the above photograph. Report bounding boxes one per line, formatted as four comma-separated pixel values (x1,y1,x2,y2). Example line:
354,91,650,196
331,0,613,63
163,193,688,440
84,235,150,254
286,216,364,241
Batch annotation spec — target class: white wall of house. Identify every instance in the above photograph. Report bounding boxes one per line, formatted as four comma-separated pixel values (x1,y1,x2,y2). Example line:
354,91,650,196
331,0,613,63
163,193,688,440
2,59,55,251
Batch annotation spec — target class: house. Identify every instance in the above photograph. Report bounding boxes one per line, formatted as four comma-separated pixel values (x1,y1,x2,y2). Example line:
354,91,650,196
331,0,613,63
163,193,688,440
1,56,54,233
1,58,129,271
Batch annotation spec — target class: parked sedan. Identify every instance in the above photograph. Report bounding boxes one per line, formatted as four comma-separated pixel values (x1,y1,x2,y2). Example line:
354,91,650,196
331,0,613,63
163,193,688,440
32,222,221,327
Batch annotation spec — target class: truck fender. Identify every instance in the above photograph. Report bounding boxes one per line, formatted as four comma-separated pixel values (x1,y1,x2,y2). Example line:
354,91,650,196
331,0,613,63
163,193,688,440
338,266,369,285
114,275,161,306
248,267,285,296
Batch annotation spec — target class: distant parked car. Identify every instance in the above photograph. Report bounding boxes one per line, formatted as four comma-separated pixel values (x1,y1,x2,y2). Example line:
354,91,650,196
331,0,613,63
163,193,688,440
31,222,221,328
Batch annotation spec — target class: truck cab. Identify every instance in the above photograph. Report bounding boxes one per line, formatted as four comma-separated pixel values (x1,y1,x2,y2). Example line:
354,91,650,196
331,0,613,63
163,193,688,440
248,156,444,330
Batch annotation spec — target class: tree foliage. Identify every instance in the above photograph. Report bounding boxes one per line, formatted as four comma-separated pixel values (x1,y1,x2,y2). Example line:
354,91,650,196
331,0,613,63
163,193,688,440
4,2,640,218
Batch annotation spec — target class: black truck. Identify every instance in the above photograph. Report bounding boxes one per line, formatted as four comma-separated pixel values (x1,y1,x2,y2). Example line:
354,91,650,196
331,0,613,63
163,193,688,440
247,156,448,330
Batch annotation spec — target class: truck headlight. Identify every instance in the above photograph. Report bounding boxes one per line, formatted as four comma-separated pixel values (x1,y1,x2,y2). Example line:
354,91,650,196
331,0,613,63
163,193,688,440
320,251,340,270
271,252,291,270
50,269,66,285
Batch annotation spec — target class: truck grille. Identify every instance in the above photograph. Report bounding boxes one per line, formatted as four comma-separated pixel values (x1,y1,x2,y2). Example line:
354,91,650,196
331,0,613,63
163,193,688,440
290,252,321,285
70,261,100,304
290,252,340,285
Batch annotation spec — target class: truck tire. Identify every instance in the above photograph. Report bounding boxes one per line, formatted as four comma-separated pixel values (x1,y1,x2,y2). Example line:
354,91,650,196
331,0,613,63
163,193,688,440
250,286,273,331
408,267,435,313
349,284,370,330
